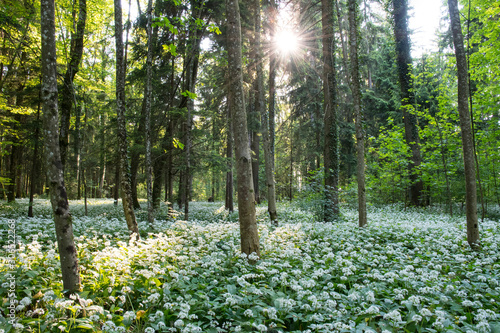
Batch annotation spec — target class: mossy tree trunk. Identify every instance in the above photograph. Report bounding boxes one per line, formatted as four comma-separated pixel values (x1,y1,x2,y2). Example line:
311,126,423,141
114,0,139,237
41,0,81,294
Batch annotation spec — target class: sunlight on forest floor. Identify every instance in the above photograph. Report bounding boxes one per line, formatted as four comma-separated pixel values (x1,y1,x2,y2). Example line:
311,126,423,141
0,199,499,332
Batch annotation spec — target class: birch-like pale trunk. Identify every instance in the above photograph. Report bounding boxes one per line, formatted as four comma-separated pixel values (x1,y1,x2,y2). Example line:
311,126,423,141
114,0,140,237
348,0,367,227
41,0,81,294
447,0,479,249
226,0,260,257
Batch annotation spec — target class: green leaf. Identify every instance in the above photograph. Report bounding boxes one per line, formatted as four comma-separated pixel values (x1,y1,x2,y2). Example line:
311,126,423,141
163,44,177,56
181,90,197,100
76,323,94,329
173,138,184,149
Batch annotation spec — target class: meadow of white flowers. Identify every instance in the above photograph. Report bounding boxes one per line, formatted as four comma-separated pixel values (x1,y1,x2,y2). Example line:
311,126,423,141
0,199,499,332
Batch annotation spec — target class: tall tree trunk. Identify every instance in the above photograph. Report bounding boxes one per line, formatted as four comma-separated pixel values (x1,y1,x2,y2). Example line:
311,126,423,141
226,0,260,257
268,0,277,169
322,0,340,221
114,0,139,237
41,0,81,294
75,101,82,199
255,0,277,223
348,0,367,227
145,0,154,226
59,0,87,169
28,104,41,217
225,104,234,213
392,0,424,206
447,0,479,248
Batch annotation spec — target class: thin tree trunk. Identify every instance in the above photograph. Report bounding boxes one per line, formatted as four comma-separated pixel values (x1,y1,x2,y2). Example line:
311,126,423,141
255,0,276,223
226,0,260,257
41,0,80,294
447,0,479,248
28,103,41,217
225,104,234,213
322,0,340,221
7,144,18,202
114,0,139,237
392,0,424,206
145,0,154,227
59,0,86,169
348,0,367,227
75,102,82,199
268,0,277,169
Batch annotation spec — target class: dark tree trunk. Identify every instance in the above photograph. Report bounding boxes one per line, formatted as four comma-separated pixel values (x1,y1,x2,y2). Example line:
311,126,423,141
152,153,164,209
7,144,18,202
256,0,276,223
225,104,234,213
114,0,139,237
59,0,86,169
145,0,154,226
392,0,424,206
41,0,81,294
28,105,42,217
322,0,340,221
226,0,260,257
348,0,367,227
447,0,479,248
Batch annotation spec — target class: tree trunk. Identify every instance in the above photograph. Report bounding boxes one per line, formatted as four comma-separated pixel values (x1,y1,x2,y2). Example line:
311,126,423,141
447,0,479,248
114,0,139,237
145,0,154,227
348,0,367,227
152,153,164,209
267,0,277,169
392,0,424,206
41,0,81,294
255,0,277,223
59,0,87,169
226,0,260,257
7,144,18,202
322,0,340,221
28,105,41,217
225,104,234,213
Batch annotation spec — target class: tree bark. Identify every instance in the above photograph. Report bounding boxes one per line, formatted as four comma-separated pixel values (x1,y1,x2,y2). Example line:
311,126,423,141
59,0,87,169
255,0,277,223
41,0,81,294
348,0,367,227
392,0,424,206
447,0,479,248
145,0,154,226
225,104,234,213
226,0,260,257
268,0,277,169
28,104,41,217
322,0,340,221
114,0,140,237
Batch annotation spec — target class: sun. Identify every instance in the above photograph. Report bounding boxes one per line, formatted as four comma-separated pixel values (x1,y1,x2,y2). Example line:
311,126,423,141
274,29,300,55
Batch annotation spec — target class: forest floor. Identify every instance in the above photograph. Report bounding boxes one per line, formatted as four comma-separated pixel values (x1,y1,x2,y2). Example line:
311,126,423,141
0,199,499,333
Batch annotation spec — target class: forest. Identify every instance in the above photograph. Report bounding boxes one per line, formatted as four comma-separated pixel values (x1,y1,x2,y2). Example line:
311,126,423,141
0,0,499,331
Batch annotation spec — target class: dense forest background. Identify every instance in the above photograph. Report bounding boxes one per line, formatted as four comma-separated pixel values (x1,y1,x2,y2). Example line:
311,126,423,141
1,0,499,218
